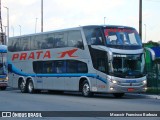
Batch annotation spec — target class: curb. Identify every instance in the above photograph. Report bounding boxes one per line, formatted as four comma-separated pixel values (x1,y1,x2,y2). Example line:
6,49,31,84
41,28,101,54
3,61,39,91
128,93,160,99
147,95,160,99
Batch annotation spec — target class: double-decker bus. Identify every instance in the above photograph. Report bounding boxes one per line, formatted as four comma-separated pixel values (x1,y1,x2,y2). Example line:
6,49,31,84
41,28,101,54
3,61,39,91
0,45,8,90
7,25,147,97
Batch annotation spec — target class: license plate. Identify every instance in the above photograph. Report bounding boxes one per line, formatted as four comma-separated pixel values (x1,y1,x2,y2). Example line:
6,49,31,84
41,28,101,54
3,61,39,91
128,88,134,92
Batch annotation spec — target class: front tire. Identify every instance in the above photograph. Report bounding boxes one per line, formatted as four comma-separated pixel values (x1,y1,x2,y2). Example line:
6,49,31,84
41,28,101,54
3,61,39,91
82,80,93,97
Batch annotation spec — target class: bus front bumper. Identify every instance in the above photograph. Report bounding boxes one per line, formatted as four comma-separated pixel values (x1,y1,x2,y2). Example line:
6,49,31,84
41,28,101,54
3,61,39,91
0,80,8,87
108,79,147,93
108,84,147,93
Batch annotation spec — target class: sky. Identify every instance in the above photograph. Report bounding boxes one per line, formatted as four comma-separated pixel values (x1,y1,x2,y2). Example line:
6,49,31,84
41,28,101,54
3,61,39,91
1,0,160,43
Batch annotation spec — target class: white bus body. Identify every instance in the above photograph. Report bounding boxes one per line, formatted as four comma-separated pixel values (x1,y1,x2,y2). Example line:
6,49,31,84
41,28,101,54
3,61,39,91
8,25,147,97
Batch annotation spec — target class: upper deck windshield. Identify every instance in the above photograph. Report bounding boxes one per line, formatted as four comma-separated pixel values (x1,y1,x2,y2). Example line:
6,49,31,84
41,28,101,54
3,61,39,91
104,27,142,47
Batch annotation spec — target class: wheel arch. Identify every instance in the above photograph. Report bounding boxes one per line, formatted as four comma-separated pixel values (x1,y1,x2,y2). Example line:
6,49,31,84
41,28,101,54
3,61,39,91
79,76,91,92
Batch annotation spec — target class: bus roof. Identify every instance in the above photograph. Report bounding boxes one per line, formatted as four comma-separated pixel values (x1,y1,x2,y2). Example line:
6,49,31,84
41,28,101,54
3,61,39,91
0,45,7,53
82,25,135,29
9,25,136,39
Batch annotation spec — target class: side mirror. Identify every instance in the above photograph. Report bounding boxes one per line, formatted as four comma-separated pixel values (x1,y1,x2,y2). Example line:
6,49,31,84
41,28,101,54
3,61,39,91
8,64,12,72
144,47,155,61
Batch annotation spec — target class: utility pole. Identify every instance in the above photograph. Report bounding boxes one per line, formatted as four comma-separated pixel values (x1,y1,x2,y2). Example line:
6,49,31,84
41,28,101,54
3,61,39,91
4,6,9,44
104,17,106,25
35,18,38,33
41,0,43,32
139,0,142,40
144,24,146,42
0,0,4,44
19,25,21,35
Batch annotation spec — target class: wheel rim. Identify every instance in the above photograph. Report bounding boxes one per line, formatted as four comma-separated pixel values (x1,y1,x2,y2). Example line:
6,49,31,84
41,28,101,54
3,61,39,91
83,83,90,96
28,82,33,93
20,81,25,91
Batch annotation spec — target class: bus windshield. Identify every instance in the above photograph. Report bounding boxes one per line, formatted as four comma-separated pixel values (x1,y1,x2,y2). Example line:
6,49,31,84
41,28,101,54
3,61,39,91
0,53,7,75
104,27,142,46
110,54,145,78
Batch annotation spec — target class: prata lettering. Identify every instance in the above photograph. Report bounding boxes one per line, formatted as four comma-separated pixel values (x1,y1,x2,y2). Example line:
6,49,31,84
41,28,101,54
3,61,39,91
12,50,51,61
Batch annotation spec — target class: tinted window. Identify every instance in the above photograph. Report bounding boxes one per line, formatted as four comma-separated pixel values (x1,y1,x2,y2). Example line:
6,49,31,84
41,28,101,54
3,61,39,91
12,38,21,52
8,38,16,52
54,61,66,73
54,33,67,48
77,61,88,73
21,37,30,51
84,28,104,45
33,61,43,73
67,60,88,73
33,60,88,74
44,33,55,49
9,30,84,52
67,61,77,73
68,30,83,49
30,35,42,50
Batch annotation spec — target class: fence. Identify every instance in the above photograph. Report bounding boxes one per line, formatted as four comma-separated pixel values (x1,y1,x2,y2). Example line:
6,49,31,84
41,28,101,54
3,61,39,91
145,62,160,94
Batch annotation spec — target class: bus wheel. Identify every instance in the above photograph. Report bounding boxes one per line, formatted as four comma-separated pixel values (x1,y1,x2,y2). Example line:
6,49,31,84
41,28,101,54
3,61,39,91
19,80,27,93
113,93,125,98
27,80,35,93
82,80,93,97
0,86,7,90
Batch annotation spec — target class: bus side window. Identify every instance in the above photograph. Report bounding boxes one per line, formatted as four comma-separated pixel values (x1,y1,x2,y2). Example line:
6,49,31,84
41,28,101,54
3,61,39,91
68,30,84,49
78,62,88,73
55,61,66,73
67,61,77,73
54,33,67,48
8,40,16,52
97,59,105,72
84,28,104,46
44,37,54,49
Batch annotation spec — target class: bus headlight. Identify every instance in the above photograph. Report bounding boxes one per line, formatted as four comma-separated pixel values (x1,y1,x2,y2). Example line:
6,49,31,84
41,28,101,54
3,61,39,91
112,80,117,84
142,80,147,85
144,87,147,90
110,80,117,84
110,87,114,90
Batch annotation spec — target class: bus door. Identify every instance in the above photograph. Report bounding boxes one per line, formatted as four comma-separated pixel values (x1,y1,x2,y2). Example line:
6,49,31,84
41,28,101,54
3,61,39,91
96,58,108,92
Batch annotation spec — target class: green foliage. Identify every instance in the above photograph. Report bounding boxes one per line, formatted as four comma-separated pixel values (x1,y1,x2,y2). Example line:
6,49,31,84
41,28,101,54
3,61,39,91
146,87,160,94
143,40,160,47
